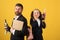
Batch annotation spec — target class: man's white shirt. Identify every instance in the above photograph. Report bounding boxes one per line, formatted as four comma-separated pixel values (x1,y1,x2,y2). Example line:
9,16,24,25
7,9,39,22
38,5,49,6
11,16,19,35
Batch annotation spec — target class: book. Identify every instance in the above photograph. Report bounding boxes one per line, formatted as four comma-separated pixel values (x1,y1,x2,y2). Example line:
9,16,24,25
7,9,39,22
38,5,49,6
12,20,24,31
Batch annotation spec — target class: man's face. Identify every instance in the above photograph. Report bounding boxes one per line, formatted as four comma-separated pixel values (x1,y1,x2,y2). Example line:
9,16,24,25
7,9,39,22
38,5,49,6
15,6,23,15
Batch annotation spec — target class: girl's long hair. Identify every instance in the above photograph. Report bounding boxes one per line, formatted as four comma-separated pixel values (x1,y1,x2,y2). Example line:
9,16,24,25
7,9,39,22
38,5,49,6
31,9,42,20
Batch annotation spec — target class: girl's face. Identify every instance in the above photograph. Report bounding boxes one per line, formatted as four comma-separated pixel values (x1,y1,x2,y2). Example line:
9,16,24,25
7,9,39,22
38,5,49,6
33,10,40,18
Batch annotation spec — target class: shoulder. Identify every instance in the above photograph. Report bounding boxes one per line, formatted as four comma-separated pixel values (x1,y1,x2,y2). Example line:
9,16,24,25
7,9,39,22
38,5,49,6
22,15,27,21
30,18,37,25
18,15,27,22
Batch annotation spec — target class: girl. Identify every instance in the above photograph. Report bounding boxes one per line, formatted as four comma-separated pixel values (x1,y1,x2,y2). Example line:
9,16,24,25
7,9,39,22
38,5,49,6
30,9,46,40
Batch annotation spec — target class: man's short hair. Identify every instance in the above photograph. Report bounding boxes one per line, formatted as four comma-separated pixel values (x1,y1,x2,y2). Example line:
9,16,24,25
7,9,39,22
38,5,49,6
15,3,23,9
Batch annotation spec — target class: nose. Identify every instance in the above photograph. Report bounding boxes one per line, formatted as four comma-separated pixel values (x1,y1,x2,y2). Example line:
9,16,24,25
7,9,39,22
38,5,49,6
16,9,19,12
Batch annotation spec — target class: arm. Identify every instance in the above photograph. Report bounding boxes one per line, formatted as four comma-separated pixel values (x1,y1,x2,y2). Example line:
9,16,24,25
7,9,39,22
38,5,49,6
28,27,33,40
42,9,46,28
42,21,46,29
22,19,29,36
42,13,46,20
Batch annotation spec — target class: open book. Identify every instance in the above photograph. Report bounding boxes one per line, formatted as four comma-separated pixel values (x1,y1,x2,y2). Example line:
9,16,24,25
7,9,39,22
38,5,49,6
12,20,24,31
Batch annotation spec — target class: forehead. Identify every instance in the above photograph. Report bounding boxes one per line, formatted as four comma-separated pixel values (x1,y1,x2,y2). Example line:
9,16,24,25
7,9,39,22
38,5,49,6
15,6,21,9
33,10,40,12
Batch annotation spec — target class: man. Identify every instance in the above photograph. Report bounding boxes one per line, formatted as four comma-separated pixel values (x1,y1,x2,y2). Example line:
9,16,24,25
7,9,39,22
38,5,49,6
5,3,29,40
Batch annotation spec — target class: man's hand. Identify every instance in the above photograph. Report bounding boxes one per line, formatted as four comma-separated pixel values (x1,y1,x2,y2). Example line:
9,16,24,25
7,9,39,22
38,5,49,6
4,19,10,32
10,27,15,35
4,26,10,32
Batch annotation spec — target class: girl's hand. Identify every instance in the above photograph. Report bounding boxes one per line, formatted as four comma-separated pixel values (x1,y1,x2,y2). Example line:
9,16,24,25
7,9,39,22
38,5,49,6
42,9,46,20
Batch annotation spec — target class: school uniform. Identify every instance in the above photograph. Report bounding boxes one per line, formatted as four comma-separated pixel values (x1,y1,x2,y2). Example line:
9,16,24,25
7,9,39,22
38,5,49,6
30,18,46,40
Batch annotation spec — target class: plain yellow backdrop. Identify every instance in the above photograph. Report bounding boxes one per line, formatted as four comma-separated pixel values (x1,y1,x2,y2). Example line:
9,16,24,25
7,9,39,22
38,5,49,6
0,0,60,40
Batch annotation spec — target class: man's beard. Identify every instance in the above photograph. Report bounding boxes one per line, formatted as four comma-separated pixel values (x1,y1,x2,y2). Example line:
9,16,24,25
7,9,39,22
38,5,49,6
15,12,21,16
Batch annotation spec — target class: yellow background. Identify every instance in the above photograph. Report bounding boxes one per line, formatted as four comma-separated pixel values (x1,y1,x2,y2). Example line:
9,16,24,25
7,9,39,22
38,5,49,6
0,0,60,40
